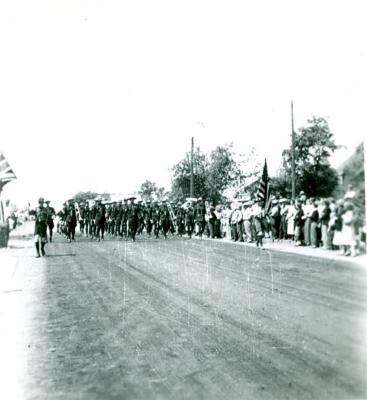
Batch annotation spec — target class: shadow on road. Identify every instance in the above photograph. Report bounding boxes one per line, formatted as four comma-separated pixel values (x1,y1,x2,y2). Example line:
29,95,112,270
8,245,27,249
45,254,76,258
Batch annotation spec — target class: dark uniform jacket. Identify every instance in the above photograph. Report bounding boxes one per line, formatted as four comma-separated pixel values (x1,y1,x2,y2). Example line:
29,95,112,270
30,206,48,236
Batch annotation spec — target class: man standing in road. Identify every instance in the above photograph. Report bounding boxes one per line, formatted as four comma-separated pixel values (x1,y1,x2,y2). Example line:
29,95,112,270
127,197,139,242
65,199,77,243
45,200,56,242
152,201,161,238
29,197,48,258
145,200,153,237
195,198,206,239
185,202,195,239
95,198,106,242
121,198,129,239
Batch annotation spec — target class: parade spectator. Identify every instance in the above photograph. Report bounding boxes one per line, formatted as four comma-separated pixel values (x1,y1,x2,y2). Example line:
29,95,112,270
299,190,307,204
243,201,253,243
252,200,264,248
302,198,313,246
236,203,244,242
221,204,231,239
286,200,296,241
320,200,331,249
294,200,304,246
213,205,222,238
341,202,357,256
269,198,281,241
279,198,289,240
328,198,337,249
331,200,344,253
310,199,319,247
230,203,242,242
208,205,217,239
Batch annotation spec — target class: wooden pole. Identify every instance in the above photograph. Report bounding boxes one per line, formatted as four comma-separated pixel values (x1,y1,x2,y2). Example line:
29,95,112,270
190,137,194,197
291,101,296,200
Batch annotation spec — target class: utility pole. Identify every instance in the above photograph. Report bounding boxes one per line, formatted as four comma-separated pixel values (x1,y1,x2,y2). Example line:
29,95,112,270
190,137,194,197
291,101,296,200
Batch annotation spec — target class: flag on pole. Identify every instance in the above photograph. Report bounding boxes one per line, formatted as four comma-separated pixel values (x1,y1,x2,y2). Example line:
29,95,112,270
0,151,17,190
257,158,270,208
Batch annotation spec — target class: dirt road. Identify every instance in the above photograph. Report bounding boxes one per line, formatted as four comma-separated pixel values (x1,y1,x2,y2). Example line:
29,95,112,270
1,225,366,399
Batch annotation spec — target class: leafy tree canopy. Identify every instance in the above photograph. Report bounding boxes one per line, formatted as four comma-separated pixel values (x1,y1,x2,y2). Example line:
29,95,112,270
280,116,340,197
170,148,209,201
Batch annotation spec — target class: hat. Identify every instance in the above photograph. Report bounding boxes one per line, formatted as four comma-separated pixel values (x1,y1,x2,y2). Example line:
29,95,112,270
38,197,45,203
344,202,354,210
272,199,278,204
45,200,51,203
129,197,136,201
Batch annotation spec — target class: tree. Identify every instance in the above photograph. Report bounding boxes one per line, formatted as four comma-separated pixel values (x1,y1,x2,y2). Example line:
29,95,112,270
336,142,365,219
156,187,166,201
269,174,292,198
138,180,158,201
73,191,99,203
170,148,209,200
298,166,339,198
281,116,340,197
72,191,111,203
206,144,240,203
224,147,262,200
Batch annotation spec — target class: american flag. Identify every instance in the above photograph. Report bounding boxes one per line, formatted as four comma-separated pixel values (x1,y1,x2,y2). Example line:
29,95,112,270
257,158,270,208
0,151,17,190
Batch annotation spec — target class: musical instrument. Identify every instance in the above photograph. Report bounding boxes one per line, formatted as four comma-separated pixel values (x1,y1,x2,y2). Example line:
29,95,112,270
167,202,177,230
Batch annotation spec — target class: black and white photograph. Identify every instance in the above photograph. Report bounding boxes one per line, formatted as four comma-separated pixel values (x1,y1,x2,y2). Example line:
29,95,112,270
0,0,366,399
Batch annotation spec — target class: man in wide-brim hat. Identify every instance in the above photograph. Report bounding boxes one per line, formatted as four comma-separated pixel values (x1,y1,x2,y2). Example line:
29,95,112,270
45,200,56,242
28,197,48,257
242,200,253,243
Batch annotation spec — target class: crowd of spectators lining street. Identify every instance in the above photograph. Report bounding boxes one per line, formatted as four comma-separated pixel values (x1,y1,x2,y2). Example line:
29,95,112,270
205,185,366,257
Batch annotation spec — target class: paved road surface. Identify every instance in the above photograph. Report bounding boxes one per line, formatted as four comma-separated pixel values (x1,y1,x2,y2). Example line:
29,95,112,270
1,224,366,400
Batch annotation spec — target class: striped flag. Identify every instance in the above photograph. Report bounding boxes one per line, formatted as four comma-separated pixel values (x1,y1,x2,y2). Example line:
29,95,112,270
0,151,17,189
257,158,269,208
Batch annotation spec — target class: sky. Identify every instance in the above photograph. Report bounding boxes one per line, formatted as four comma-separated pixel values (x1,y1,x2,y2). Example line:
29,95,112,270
0,0,366,210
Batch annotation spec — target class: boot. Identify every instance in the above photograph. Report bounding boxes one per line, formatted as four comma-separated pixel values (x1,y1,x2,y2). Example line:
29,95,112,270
41,242,46,256
35,242,40,258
